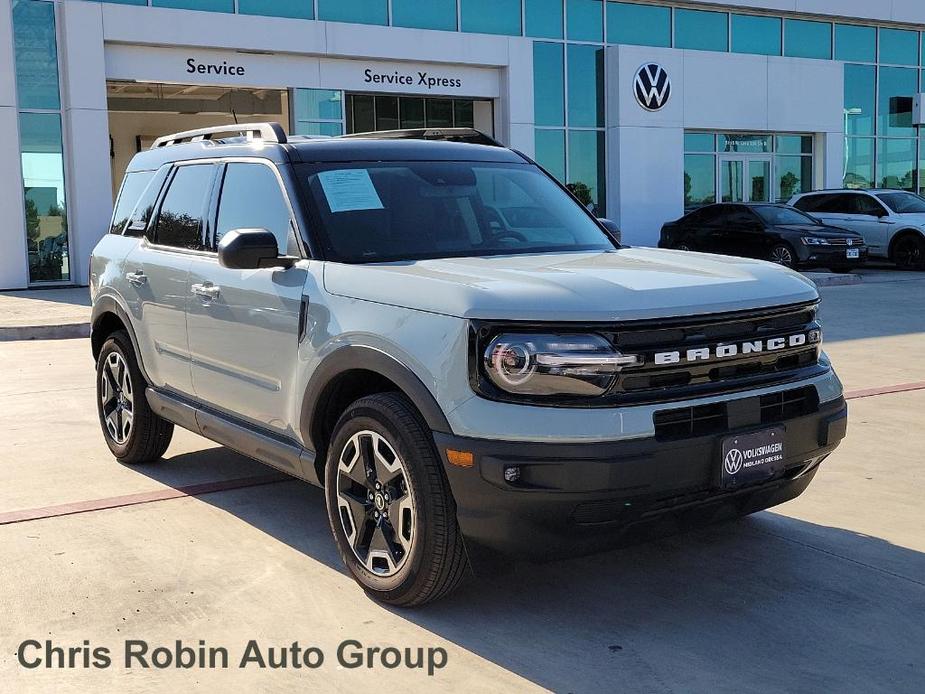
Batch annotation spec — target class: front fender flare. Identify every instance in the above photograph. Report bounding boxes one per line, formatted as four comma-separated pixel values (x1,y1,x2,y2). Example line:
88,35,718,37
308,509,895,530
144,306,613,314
90,294,150,384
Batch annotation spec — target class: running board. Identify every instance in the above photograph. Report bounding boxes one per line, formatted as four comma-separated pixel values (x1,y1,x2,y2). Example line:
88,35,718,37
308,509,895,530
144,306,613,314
145,387,320,486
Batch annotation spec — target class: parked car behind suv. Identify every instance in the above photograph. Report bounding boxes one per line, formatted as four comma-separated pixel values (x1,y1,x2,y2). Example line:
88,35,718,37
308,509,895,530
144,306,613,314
659,203,867,272
90,124,848,606
789,189,925,269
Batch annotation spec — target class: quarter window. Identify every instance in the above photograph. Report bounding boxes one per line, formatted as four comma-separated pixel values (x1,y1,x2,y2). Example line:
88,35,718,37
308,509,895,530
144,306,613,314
110,171,154,235
215,163,294,255
153,164,214,250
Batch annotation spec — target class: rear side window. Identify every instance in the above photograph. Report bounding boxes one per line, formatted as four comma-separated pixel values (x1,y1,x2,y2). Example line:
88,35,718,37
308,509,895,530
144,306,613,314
110,172,154,234
153,164,214,250
215,163,294,255
793,194,830,212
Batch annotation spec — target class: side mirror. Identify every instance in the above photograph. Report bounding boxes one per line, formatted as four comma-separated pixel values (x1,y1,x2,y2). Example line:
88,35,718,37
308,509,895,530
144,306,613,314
597,218,622,244
218,228,297,270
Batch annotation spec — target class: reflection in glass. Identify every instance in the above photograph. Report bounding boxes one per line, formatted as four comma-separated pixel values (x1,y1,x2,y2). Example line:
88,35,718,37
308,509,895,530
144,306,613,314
748,160,771,202
684,155,716,209
879,28,919,66
835,24,876,63
454,101,475,128
720,160,744,202
392,0,456,30
152,0,233,11
878,67,917,136
401,98,425,129
568,130,605,215
375,96,399,131
607,2,670,47
844,64,875,137
426,100,454,128
317,0,387,25
238,0,312,18
684,132,715,153
534,42,565,127
567,0,602,42
567,45,604,128
878,138,917,191
775,156,813,201
350,95,375,133
844,138,875,189
460,0,521,36
675,9,728,52
535,129,566,182
776,135,813,155
20,112,69,283
719,134,771,153
784,19,831,60
294,122,343,136
12,0,61,110
526,0,563,39
731,14,781,56
295,89,343,121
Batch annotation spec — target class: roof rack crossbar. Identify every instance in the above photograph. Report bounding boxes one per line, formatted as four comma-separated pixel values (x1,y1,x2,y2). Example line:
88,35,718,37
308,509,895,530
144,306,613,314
340,127,503,147
150,122,287,149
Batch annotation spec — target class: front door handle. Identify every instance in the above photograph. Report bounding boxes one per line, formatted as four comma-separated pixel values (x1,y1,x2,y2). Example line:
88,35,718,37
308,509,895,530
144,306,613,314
191,283,220,300
125,271,147,287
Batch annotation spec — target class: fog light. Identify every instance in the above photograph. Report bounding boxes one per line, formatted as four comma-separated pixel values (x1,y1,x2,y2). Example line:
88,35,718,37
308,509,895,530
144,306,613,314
503,466,521,483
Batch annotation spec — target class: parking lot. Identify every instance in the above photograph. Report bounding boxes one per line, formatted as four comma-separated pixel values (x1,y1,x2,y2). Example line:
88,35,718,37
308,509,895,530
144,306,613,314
1,276,923,693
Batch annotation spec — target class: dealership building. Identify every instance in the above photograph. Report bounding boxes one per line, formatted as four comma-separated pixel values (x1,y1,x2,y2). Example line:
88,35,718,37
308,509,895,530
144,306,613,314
2,0,925,288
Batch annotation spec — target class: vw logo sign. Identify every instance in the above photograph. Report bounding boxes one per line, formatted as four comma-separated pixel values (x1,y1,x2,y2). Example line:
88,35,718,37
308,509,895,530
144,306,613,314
634,63,671,111
724,448,744,476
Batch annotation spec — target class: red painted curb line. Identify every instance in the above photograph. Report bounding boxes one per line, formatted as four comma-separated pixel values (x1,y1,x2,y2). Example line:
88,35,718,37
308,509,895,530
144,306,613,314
844,381,925,401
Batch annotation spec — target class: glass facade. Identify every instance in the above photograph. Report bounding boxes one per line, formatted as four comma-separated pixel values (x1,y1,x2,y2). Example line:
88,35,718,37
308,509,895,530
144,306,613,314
526,0,563,39
293,88,344,136
784,20,831,60
567,0,603,42
238,0,312,20
317,0,387,25
344,94,476,133
607,2,670,48
461,0,521,36
675,9,728,52
393,0,456,31
12,0,60,109
731,14,781,56
534,43,565,127
152,0,233,11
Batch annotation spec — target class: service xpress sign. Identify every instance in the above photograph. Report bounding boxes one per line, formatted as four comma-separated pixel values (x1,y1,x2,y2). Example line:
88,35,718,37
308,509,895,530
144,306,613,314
363,68,461,90
319,59,500,98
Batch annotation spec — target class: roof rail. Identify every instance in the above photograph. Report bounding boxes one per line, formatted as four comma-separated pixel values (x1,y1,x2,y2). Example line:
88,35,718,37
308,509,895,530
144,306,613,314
150,122,287,149
341,128,502,147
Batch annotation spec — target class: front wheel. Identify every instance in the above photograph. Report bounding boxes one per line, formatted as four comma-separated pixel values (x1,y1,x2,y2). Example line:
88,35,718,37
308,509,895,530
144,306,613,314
769,244,796,268
96,330,173,463
324,393,468,606
891,233,925,270
829,266,853,274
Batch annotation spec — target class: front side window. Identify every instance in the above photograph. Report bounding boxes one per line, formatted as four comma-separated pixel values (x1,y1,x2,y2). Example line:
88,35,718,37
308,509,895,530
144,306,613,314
851,194,888,216
753,206,817,226
299,161,615,263
153,164,214,250
216,163,294,254
875,191,925,214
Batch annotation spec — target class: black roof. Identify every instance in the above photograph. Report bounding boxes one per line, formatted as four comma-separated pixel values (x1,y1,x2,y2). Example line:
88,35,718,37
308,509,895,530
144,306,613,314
127,133,525,173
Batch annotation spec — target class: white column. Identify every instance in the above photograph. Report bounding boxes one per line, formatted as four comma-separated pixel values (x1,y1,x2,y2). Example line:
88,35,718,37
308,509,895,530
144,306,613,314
59,0,112,287
0,0,29,290
821,131,845,189
501,37,535,156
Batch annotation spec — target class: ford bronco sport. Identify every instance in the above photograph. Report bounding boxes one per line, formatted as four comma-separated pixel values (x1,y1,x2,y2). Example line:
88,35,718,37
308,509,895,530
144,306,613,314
90,123,848,606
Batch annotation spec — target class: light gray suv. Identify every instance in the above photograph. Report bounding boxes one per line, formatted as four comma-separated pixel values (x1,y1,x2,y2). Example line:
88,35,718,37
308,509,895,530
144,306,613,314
91,123,848,605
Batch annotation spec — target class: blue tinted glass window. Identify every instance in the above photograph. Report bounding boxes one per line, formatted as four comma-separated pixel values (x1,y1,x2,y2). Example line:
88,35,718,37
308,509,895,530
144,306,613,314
393,0,456,31
844,137,874,188
607,2,670,47
295,122,344,137
879,28,919,66
675,9,727,52
317,0,387,25
461,0,521,36
844,64,875,137
784,19,831,59
878,138,917,190
525,0,563,39
238,0,312,19
534,43,564,127
684,133,715,153
152,0,233,11
535,129,566,182
295,89,343,121
731,14,781,56
878,67,917,136
99,1,147,5
567,45,604,128
567,0,602,42
12,0,60,110
835,24,875,63
776,135,813,155
684,155,715,209
568,130,605,214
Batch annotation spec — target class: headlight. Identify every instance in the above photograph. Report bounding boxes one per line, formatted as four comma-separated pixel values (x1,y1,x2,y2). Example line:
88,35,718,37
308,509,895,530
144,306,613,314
483,333,641,397
801,236,831,246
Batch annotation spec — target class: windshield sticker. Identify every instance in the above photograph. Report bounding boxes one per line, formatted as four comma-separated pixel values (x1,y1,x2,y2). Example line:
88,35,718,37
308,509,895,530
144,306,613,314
317,169,384,213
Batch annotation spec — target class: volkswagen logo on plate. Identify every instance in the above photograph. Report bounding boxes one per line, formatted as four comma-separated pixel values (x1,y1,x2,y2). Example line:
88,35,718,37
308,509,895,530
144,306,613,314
634,63,671,111
724,448,744,476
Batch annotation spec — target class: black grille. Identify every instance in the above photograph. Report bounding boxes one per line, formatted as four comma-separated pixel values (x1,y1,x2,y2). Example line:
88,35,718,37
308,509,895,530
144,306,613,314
760,386,819,424
653,402,726,440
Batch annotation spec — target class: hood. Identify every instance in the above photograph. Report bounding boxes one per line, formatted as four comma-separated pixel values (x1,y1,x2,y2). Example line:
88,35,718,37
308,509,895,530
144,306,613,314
323,249,818,321
775,224,862,238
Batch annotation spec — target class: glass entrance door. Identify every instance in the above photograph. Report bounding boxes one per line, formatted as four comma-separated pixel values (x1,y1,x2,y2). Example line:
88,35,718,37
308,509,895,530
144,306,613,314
719,156,772,203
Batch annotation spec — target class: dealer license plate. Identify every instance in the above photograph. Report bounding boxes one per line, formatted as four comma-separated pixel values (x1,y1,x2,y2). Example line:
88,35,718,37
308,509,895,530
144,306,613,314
720,427,786,489
846,248,860,259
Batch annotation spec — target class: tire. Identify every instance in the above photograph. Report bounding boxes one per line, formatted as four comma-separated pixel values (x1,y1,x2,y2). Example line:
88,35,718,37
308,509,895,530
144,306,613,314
96,330,173,464
769,244,796,268
890,233,925,270
673,242,693,252
324,392,468,606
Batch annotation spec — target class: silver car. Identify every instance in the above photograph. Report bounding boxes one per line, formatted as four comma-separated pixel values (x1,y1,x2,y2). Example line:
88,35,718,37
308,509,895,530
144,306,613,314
90,123,848,606
789,189,925,269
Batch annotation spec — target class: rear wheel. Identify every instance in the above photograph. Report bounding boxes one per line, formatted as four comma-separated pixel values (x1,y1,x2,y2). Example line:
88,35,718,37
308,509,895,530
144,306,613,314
96,330,173,463
769,244,796,268
673,242,693,252
324,392,468,606
891,233,925,270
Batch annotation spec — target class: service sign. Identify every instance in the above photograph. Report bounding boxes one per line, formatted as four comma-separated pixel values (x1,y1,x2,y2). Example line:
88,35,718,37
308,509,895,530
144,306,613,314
318,59,499,98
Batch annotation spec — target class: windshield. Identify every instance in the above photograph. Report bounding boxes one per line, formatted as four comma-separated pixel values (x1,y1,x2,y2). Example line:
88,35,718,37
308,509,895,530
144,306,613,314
875,191,925,214
752,206,818,226
298,161,615,263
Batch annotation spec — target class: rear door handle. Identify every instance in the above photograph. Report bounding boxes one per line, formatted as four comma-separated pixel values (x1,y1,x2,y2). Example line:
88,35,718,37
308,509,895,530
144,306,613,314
125,271,147,287
191,283,221,300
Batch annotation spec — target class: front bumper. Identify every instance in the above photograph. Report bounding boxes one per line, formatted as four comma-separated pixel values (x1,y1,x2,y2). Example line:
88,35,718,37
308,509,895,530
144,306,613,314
436,394,847,556
797,245,868,268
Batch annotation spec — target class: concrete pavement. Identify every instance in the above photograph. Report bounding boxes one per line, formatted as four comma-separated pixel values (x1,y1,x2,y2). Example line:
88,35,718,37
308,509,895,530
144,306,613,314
0,288,90,340
0,279,923,692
